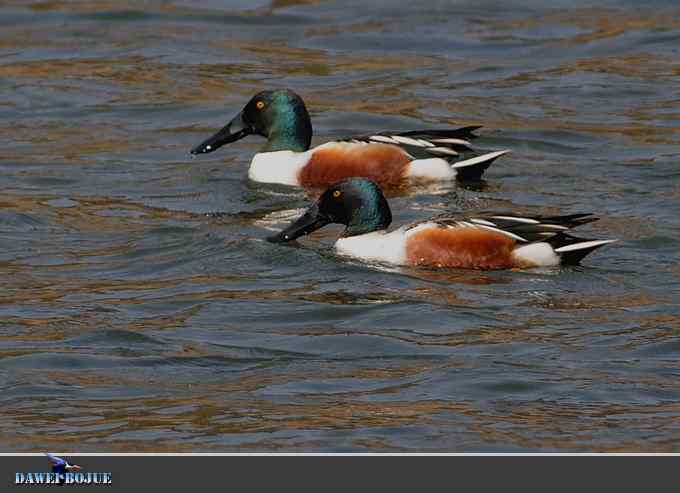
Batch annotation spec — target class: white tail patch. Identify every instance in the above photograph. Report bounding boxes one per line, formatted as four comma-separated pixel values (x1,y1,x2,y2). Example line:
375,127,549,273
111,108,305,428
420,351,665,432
555,239,617,253
451,150,510,169
512,242,560,267
405,158,456,180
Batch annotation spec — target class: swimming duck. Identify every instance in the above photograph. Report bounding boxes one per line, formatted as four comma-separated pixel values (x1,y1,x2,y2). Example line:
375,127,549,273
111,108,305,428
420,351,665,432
268,178,615,270
45,453,81,474
190,89,509,189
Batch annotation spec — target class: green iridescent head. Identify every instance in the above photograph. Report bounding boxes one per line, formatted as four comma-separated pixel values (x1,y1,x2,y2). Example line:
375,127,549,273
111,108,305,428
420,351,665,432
268,178,393,243
191,89,313,155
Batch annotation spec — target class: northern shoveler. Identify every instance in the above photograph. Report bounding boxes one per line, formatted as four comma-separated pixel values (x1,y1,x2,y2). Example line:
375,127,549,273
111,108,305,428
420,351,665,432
190,89,509,189
267,178,615,270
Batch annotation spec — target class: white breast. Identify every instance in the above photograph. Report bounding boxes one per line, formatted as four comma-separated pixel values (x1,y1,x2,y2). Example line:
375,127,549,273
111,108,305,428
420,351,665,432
335,229,408,265
248,150,312,185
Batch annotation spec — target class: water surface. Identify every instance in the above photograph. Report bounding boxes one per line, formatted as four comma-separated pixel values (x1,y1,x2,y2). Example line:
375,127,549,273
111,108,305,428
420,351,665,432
1,0,680,451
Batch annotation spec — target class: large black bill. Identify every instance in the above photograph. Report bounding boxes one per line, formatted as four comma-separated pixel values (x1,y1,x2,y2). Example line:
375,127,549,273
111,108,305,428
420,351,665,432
190,111,252,155
267,204,330,243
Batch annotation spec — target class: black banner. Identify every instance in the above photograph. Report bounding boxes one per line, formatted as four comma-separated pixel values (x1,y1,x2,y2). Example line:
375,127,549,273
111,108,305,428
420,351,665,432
1,454,677,492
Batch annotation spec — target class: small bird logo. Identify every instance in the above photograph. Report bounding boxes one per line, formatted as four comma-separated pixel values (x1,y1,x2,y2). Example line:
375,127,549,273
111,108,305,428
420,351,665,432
45,453,82,474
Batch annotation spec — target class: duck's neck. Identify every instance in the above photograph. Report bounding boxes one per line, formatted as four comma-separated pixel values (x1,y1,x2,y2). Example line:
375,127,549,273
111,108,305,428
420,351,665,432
263,130,310,152
344,223,386,238
263,108,312,153
344,211,392,238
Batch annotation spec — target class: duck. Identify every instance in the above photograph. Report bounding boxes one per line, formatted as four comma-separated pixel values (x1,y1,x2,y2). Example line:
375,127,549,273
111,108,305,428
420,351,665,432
267,178,616,270
45,453,81,474
190,89,509,190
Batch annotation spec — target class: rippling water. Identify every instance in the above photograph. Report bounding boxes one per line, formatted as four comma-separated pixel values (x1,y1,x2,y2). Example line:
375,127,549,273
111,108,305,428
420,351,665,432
1,0,680,452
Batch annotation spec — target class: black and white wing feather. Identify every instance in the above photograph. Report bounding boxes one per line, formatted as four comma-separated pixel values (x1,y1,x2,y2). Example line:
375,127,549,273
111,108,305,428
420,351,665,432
409,213,596,238
342,127,509,180
343,127,483,157
406,212,614,264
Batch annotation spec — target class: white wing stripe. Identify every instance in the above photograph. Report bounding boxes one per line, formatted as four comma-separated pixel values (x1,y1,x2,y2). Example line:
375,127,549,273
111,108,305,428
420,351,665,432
428,147,459,156
369,135,398,144
475,224,528,242
431,138,472,146
469,218,497,227
392,136,427,146
417,139,435,147
490,215,540,224
537,224,570,231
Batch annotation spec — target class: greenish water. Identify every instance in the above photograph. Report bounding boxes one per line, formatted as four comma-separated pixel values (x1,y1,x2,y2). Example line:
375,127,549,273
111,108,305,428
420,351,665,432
1,0,679,451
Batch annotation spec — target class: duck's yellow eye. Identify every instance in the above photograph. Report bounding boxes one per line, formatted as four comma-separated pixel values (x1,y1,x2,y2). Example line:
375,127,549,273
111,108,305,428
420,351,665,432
256,101,265,110
332,190,342,198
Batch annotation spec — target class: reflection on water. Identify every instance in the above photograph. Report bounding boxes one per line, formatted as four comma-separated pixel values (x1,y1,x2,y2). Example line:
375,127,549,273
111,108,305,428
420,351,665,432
1,0,680,451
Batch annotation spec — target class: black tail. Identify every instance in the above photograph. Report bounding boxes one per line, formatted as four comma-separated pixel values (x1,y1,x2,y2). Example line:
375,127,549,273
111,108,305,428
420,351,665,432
453,150,510,181
548,233,616,265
